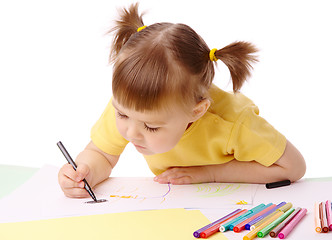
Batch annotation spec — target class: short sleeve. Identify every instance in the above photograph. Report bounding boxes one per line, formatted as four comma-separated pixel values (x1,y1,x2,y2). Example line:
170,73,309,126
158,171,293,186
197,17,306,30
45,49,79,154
227,105,287,166
90,99,128,155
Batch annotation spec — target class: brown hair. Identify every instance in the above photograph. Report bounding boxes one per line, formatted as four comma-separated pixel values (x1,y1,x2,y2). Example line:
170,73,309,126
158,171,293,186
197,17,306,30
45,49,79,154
109,3,258,113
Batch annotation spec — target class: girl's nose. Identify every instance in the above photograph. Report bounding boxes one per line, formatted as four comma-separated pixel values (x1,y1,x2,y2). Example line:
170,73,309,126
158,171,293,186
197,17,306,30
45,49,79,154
126,123,141,141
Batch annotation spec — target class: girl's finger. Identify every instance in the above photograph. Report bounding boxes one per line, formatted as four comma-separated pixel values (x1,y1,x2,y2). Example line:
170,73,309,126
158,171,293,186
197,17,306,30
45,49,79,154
64,187,91,198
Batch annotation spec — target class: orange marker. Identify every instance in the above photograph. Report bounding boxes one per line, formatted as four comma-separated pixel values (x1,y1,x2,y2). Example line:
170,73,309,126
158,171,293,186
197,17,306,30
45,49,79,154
315,202,322,233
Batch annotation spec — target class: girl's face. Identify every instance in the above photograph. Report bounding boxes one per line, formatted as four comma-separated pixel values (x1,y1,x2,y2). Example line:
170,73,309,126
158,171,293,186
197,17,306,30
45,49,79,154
112,99,194,155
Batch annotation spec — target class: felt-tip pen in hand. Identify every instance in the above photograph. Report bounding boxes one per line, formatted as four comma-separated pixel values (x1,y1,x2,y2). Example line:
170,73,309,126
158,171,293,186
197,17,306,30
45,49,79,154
57,141,97,202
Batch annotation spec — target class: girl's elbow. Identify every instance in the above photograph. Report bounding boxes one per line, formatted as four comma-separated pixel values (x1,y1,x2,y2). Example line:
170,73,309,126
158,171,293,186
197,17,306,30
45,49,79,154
289,155,306,182
281,140,306,182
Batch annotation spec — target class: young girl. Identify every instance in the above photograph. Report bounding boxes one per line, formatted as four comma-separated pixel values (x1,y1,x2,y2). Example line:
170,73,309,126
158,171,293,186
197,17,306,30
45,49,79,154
58,3,306,198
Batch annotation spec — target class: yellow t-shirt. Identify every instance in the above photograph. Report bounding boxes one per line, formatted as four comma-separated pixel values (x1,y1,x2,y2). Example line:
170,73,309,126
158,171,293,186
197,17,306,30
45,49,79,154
91,85,287,176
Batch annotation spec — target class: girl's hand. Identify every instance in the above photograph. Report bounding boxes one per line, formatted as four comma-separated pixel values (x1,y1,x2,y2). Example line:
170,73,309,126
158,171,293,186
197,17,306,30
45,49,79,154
153,165,215,185
58,163,91,198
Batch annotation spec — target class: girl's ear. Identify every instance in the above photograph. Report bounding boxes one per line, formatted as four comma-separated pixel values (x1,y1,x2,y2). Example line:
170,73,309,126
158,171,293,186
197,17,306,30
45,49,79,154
190,99,211,122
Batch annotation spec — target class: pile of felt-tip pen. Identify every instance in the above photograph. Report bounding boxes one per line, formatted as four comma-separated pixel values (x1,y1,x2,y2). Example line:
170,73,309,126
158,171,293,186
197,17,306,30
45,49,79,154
315,200,332,233
193,202,307,239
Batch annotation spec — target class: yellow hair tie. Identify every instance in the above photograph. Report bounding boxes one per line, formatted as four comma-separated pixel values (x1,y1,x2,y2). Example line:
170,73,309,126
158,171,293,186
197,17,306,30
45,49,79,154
137,25,147,32
209,48,218,62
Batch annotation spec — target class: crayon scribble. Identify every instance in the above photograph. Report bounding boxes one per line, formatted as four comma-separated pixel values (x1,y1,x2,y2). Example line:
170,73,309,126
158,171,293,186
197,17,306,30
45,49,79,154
110,195,138,199
108,183,171,204
196,183,246,198
236,200,248,205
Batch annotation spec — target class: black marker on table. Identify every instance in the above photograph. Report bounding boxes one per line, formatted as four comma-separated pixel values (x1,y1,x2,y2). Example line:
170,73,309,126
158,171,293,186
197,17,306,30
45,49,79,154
57,141,99,202
266,179,291,189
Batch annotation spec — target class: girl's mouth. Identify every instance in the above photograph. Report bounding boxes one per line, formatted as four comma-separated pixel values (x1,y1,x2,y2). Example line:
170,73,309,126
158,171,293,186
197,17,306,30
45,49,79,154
134,144,145,149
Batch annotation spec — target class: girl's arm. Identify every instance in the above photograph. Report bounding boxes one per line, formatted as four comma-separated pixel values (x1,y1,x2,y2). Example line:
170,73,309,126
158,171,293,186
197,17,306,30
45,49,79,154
154,140,306,184
58,141,119,198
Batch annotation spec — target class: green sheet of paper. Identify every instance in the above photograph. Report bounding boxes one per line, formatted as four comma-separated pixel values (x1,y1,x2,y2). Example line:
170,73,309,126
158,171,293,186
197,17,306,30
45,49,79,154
0,208,228,240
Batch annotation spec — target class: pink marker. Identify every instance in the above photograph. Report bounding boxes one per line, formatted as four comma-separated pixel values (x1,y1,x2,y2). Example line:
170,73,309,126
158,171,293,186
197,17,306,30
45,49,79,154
278,208,307,239
326,200,332,231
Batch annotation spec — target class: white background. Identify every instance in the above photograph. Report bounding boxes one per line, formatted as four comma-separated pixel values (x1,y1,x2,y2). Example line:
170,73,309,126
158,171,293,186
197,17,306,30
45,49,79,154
1,0,331,178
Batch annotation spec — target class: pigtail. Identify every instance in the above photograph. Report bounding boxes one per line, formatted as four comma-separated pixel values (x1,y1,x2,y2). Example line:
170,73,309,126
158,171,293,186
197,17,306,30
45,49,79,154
108,3,145,62
214,41,258,92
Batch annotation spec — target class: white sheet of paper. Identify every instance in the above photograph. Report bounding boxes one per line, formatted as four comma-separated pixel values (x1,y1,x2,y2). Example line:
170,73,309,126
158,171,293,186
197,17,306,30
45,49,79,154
44,168,258,217
0,165,257,222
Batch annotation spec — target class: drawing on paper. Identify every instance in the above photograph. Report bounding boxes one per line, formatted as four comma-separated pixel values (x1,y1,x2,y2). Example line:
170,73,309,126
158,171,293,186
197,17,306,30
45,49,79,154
93,178,257,207
194,183,252,204
195,183,248,197
97,182,171,204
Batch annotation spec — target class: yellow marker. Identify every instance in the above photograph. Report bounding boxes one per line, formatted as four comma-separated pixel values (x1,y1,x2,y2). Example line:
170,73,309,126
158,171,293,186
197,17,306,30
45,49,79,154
251,211,279,230
243,211,283,240
278,202,292,213
236,200,248,205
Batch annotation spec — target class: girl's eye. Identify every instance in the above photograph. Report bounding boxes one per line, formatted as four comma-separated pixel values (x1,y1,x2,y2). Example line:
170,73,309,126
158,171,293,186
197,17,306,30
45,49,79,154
117,112,128,119
144,124,159,133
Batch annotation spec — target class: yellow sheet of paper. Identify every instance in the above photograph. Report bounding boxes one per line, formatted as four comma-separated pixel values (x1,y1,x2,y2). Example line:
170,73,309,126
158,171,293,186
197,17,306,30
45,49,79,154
0,208,227,240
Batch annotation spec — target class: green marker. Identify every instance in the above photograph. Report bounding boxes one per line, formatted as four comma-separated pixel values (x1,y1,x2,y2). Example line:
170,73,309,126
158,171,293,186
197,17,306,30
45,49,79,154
257,208,295,238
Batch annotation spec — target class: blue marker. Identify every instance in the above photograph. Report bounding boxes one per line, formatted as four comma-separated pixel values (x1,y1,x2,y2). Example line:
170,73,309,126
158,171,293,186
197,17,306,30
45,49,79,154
219,204,265,232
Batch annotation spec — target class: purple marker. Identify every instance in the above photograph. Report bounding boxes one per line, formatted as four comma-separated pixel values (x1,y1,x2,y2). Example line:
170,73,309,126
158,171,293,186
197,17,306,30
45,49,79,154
193,209,241,238
245,202,286,230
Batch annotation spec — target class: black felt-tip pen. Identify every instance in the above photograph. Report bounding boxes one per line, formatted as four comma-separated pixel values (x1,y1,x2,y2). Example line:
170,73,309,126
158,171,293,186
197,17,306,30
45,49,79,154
57,141,97,202
266,180,291,189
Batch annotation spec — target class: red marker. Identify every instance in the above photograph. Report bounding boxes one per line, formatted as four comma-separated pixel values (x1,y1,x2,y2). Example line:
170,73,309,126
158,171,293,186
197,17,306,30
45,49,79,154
233,204,276,233
320,202,329,233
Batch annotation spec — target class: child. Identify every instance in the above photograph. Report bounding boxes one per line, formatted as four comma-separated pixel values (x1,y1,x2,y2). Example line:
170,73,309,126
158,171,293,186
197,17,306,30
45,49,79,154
58,3,305,198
